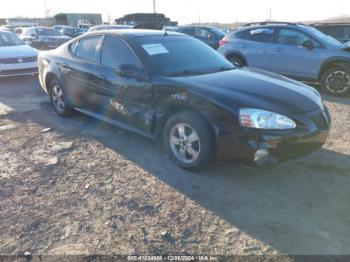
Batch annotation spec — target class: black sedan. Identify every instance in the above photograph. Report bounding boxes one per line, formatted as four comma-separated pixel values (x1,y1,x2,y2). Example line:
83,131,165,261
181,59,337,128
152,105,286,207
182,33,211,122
38,30,330,170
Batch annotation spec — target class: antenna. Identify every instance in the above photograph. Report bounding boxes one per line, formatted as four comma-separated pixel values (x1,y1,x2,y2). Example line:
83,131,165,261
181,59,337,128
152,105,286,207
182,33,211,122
153,0,156,13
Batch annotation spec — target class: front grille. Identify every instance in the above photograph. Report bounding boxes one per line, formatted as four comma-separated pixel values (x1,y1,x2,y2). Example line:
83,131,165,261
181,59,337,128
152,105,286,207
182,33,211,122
0,56,37,64
311,112,329,130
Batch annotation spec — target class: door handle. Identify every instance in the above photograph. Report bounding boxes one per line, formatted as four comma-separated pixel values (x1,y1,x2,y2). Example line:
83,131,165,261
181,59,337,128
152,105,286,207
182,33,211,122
273,47,282,52
97,74,107,80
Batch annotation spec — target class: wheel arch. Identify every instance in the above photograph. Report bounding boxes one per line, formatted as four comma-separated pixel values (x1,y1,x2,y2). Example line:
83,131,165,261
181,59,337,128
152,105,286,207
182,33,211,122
153,99,218,142
318,57,350,80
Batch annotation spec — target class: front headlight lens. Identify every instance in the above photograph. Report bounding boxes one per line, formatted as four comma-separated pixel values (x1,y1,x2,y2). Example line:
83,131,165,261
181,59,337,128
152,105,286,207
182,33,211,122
239,108,296,130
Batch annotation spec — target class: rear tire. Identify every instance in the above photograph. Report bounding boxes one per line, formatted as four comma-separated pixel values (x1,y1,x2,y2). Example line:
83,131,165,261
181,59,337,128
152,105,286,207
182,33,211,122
164,111,215,171
320,63,350,96
48,79,73,116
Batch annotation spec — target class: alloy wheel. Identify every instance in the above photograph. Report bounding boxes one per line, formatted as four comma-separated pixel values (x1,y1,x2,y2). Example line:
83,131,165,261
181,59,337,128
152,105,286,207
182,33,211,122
325,70,350,94
170,123,201,164
51,85,66,113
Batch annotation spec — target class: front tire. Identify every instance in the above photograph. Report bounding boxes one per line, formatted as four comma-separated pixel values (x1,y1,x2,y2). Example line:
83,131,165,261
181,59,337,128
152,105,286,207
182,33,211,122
321,63,350,96
164,111,215,171
48,79,73,116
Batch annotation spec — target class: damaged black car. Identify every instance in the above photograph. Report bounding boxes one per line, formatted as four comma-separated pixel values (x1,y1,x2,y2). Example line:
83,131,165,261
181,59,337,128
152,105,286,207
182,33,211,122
38,30,331,170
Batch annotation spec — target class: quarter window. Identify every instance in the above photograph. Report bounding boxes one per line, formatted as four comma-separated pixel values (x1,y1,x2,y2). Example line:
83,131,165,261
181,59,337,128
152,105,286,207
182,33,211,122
75,35,102,62
100,35,141,70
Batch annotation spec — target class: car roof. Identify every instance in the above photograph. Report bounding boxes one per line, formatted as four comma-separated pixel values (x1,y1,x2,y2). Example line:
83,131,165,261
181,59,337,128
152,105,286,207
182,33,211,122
84,29,185,39
234,22,311,33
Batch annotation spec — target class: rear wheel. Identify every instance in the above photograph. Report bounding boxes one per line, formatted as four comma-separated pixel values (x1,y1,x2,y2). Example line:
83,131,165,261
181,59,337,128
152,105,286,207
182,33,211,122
48,79,73,116
321,63,350,96
164,111,215,171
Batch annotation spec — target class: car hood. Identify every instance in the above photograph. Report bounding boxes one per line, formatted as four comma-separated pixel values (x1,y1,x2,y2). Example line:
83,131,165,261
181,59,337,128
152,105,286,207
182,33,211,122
166,67,323,114
0,44,38,58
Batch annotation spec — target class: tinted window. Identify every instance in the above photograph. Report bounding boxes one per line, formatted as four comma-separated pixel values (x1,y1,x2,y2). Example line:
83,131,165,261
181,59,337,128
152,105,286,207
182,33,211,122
178,27,195,35
277,28,321,48
134,36,234,76
237,28,274,43
101,36,141,69
195,28,213,38
75,36,101,62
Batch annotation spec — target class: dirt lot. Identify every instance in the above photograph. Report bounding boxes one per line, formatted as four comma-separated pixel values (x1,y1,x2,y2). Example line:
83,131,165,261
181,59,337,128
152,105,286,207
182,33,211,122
0,76,349,256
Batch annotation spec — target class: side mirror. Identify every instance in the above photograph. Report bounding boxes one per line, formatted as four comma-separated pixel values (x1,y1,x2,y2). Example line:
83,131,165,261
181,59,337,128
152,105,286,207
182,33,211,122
302,40,314,50
117,64,146,81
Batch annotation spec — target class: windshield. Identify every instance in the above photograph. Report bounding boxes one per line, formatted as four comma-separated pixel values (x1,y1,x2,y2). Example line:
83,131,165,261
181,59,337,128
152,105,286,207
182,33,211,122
301,25,343,47
134,35,234,76
0,31,25,46
36,28,62,36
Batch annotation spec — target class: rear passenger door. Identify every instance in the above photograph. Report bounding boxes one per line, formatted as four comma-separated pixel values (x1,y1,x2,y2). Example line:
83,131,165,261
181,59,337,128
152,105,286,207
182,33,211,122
270,28,325,79
235,27,276,71
63,35,103,110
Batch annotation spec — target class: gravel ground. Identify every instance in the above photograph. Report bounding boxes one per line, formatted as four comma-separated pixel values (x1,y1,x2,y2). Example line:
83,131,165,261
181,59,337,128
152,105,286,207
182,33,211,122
0,76,349,256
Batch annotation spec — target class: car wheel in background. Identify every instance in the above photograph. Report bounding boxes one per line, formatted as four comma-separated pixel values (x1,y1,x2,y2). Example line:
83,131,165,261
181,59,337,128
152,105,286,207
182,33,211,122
321,63,350,96
227,54,245,67
48,79,73,116
164,111,215,171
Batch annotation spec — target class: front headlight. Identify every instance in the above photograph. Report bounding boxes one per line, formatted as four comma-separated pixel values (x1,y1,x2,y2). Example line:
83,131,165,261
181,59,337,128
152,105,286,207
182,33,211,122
239,108,296,130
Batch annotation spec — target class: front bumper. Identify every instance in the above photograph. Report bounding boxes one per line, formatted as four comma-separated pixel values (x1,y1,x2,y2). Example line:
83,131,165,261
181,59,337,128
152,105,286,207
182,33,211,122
216,107,331,167
0,62,38,77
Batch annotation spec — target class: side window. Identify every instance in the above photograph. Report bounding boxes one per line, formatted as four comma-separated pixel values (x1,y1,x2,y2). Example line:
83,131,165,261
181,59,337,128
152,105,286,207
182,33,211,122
237,28,274,43
179,27,195,36
277,29,321,48
100,35,141,70
75,35,101,62
195,28,213,39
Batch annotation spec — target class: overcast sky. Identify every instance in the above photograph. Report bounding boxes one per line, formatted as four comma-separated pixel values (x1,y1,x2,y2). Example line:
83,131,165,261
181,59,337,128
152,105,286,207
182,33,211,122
1,0,349,24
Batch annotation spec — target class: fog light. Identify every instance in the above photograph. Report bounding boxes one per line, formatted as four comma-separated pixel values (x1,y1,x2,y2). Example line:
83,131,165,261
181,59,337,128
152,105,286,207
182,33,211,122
254,149,269,167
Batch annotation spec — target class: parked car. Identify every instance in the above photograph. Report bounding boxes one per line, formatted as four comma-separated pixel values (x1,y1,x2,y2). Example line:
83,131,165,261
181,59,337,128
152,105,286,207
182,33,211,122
59,26,84,38
133,22,163,30
311,23,350,43
218,22,350,96
88,24,132,32
38,30,330,170
176,26,226,49
20,27,71,50
0,30,38,77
